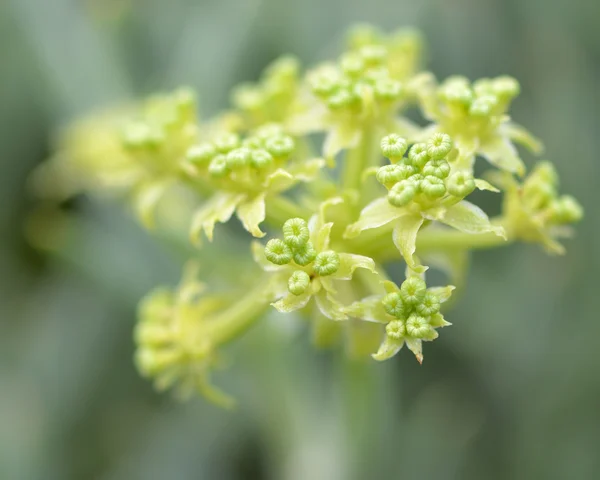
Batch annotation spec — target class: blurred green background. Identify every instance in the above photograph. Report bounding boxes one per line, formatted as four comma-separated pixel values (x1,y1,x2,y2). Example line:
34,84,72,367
1,0,599,479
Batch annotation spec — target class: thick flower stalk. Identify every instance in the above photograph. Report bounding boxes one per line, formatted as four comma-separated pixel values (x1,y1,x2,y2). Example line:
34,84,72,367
33,25,583,406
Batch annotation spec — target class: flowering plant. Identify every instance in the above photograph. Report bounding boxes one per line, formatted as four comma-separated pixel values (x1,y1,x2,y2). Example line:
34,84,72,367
34,25,582,407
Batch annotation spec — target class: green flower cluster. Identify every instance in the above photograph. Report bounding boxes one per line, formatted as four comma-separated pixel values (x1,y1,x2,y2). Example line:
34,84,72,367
33,25,583,406
419,75,542,175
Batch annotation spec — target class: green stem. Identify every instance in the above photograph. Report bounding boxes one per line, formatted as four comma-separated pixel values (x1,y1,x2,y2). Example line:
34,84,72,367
208,275,274,345
265,195,312,226
353,223,512,261
342,125,377,195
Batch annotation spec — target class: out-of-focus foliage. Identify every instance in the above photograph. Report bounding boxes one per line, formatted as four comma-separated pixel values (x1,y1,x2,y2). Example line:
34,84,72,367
1,0,599,479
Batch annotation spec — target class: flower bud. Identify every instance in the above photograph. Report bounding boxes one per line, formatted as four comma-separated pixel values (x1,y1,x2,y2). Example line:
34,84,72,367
421,175,447,199
406,313,435,339
422,159,451,179
388,180,416,207
265,239,293,265
550,195,583,224
380,134,408,161
265,135,295,158
340,52,365,77
282,218,310,248
187,143,216,166
293,242,317,266
214,133,240,153
408,143,430,168
400,276,426,305
469,95,497,117
250,149,274,169
382,292,407,319
208,154,230,178
376,165,405,188
492,76,520,99
359,45,387,66
415,292,441,316
426,133,453,160
439,76,473,106
226,147,251,169
288,270,311,296
374,78,402,101
447,171,475,197
386,320,406,340
313,250,340,276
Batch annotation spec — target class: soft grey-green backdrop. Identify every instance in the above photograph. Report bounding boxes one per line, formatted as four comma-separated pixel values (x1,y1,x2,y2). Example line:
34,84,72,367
1,0,599,479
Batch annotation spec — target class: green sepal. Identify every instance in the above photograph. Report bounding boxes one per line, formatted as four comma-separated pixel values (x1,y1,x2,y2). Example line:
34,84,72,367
502,122,543,154
236,193,266,238
133,179,172,229
474,178,500,193
479,135,525,176
344,197,406,238
323,125,361,164
342,295,392,324
440,200,506,238
372,335,404,361
190,192,245,244
331,253,376,280
392,213,425,273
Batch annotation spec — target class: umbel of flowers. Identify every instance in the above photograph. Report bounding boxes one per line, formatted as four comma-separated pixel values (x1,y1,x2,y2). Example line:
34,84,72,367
34,24,582,407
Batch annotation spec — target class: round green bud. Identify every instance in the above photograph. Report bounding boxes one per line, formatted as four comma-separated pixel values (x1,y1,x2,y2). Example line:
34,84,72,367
421,175,447,199
382,292,407,319
214,133,240,153
250,149,274,169
226,147,251,169
187,143,216,166
282,218,310,249
534,162,559,187
469,95,497,117
293,241,317,266
122,122,163,149
255,123,285,140
492,76,520,99
374,78,402,101
386,320,406,340
327,89,355,110
400,276,427,305
309,69,341,97
232,85,263,111
242,136,264,149
388,180,416,207
447,171,476,197
439,76,473,106
208,154,230,178
288,270,311,296
523,179,555,210
551,195,583,223
422,159,451,179
426,133,453,160
380,134,408,160
415,292,441,317
265,239,293,265
313,250,340,276
406,313,434,339
376,165,405,188
265,135,295,158
359,45,387,66
340,52,365,77
408,143,430,169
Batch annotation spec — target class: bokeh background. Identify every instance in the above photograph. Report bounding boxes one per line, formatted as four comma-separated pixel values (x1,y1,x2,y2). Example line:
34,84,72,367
1,0,599,479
